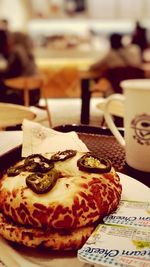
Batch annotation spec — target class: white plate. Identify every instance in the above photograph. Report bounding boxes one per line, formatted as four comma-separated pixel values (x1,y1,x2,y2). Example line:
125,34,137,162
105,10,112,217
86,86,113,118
119,172,150,202
0,173,149,267
0,131,22,157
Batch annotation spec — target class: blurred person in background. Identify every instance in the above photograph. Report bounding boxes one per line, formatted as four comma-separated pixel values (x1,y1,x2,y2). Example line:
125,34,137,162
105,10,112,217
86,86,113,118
0,18,9,30
90,33,142,73
131,21,148,53
0,29,40,105
90,32,142,94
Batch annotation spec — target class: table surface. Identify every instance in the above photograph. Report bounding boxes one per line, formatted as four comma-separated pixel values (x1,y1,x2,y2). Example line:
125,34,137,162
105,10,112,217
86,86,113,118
36,56,102,125
0,125,149,267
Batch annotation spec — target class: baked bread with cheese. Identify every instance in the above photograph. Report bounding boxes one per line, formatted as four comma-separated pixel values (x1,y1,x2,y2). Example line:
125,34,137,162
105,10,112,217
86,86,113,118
0,151,122,249
0,212,95,250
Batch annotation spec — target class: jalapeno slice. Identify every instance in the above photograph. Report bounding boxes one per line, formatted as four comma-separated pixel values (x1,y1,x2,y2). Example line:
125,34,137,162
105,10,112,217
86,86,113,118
24,161,54,173
7,165,24,176
77,153,111,174
51,150,77,161
26,169,59,194
24,154,52,165
7,154,54,177
24,154,54,173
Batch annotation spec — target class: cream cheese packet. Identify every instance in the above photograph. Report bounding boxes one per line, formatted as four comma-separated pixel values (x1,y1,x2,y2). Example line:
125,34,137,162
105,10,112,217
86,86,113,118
22,120,89,157
104,200,150,229
78,224,150,267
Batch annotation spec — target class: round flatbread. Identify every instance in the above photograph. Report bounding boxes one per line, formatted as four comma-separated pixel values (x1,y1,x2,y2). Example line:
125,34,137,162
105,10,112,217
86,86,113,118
0,152,122,230
0,212,95,250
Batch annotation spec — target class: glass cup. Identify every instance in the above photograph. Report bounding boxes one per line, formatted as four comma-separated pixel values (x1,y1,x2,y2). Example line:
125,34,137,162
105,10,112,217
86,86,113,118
104,79,150,172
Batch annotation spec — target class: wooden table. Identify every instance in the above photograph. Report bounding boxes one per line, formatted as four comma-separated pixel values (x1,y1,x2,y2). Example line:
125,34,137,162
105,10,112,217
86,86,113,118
79,69,101,124
36,58,101,124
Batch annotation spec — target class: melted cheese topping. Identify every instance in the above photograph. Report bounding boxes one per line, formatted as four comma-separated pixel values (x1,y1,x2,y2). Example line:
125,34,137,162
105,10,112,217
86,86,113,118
0,152,122,229
2,152,88,204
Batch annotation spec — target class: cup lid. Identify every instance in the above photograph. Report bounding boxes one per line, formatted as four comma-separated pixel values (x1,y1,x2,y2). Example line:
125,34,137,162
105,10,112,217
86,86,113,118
120,79,150,90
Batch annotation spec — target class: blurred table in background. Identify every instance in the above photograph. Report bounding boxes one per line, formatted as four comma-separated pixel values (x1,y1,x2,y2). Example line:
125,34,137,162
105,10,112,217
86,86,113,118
36,57,97,72
35,49,150,125
36,57,101,124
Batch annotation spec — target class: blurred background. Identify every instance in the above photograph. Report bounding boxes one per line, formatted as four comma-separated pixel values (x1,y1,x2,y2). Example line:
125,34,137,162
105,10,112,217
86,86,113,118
1,0,150,60
1,0,150,32
0,0,150,127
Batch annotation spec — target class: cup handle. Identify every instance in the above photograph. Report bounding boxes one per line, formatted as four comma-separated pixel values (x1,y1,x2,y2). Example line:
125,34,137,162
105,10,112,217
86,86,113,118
104,94,125,147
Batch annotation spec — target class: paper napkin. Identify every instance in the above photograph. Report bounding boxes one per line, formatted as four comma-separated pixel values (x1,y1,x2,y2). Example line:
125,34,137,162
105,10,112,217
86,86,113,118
22,120,89,157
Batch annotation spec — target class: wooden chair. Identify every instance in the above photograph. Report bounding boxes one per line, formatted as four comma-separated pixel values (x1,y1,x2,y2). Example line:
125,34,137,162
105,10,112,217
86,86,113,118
4,74,53,128
0,102,36,129
91,66,144,97
4,68,79,128
40,67,79,126
41,67,80,97
104,66,144,94
95,66,144,126
4,75,44,107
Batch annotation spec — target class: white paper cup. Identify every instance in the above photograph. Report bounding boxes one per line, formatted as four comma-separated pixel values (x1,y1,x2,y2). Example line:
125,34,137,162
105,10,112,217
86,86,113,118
104,79,150,172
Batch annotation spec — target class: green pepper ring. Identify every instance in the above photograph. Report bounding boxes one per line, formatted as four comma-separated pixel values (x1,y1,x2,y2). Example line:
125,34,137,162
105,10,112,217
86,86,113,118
24,154,54,173
7,154,54,177
24,154,52,165
24,161,54,173
7,165,24,176
77,153,111,174
51,150,77,162
26,169,59,194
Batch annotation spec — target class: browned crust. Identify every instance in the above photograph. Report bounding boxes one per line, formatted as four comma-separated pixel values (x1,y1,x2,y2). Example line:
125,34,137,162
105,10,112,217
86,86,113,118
0,153,122,230
0,172,122,229
0,212,95,250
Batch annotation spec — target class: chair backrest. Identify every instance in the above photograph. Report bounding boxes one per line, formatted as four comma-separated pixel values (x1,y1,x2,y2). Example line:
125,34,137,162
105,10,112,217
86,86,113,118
41,67,80,98
4,74,45,107
40,67,79,127
5,75,44,91
0,102,36,129
105,66,144,93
